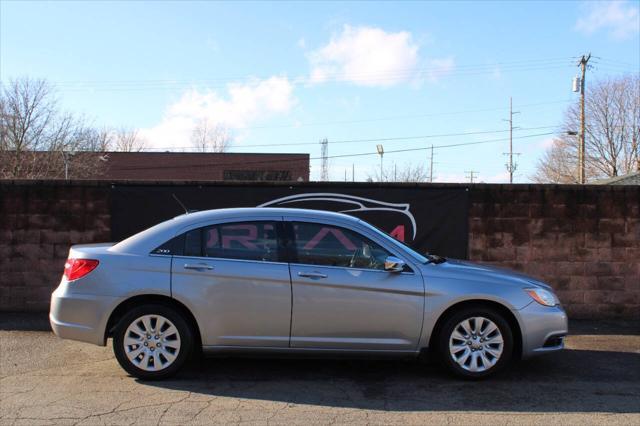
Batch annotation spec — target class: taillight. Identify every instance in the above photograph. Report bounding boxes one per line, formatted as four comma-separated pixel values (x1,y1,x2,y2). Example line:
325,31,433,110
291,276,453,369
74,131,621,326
64,259,99,281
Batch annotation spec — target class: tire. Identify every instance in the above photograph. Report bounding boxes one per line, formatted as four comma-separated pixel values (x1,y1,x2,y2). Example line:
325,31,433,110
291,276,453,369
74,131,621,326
436,306,514,379
113,304,193,380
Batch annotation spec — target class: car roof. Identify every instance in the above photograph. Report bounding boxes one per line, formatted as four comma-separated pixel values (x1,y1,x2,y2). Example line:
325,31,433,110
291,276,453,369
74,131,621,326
172,207,359,225
111,207,360,254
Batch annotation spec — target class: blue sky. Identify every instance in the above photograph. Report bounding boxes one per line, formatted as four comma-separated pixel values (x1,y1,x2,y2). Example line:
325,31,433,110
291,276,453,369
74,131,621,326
1,0,638,182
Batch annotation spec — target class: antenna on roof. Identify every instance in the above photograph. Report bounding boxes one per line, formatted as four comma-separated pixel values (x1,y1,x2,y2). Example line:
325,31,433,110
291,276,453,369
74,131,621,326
172,193,191,214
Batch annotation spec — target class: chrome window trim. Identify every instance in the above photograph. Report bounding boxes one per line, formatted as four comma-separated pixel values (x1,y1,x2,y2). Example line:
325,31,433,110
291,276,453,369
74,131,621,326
175,216,285,237
172,254,289,267
290,261,415,275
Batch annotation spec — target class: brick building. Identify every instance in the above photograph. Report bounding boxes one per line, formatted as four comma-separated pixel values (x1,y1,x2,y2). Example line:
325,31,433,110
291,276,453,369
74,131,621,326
94,152,310,181
1,151,310,182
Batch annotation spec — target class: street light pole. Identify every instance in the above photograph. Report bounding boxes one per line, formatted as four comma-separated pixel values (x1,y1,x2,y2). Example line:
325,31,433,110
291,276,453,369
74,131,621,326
376,144,384,182
62,151,69,180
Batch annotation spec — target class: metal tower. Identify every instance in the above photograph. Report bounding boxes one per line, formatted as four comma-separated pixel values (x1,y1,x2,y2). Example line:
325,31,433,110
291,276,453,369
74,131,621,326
320,138,328,181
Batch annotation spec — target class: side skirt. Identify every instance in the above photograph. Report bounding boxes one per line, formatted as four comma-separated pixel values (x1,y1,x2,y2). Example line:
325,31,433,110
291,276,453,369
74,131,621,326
202,345,421,360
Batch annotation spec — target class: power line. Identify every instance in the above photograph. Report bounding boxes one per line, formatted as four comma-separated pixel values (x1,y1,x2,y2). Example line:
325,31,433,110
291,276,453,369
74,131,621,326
46,58,579,92
115,131,555,172
52,57,577,86
139,125,560,151
53,57,576,85
207,99,572,132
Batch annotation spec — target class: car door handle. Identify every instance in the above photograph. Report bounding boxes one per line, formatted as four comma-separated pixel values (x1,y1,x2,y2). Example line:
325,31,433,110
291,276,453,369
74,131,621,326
298,271,327,279
183,263,214,271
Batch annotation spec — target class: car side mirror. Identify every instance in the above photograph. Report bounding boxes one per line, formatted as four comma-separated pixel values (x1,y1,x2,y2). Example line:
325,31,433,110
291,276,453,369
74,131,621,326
384,256,405,273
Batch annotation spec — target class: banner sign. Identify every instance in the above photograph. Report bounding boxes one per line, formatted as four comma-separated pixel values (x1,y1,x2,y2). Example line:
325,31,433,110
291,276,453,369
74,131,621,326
111,184,469,259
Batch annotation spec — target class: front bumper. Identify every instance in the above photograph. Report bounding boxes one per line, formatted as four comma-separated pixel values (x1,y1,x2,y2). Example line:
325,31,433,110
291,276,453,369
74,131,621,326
50,282,121,346
518,302,568,359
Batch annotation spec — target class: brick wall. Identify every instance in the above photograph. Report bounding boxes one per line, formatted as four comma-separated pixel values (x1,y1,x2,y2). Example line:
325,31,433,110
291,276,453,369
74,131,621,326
1,181,638,318
0,181,111,311
468,185,639,319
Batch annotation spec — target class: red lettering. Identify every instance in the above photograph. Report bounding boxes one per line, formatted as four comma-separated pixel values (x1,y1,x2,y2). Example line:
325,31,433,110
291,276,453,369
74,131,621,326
206,228,219,248
389,225,405,242
303,227,357,250
222,224,258,249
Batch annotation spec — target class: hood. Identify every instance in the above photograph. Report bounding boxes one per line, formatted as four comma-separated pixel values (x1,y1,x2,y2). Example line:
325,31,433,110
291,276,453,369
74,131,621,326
433,259,552,290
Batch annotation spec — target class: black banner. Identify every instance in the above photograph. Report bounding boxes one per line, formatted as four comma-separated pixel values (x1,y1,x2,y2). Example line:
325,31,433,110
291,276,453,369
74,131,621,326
111,184,469,259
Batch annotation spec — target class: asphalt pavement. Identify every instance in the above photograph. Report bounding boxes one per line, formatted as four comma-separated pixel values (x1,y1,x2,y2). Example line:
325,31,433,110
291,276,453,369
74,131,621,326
1,314,639,425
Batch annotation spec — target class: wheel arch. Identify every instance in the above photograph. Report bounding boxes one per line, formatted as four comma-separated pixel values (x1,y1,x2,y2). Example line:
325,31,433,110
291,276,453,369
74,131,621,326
104,294,202,351
426,299,523,360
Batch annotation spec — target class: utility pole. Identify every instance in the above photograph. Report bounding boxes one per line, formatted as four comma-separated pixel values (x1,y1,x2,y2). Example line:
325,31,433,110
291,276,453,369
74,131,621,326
633,126,640,172
393,163,397,182
577,53,591,184
352,163,355,182
633,126,639,172
429,144,434,183
465,170,478,184
503,97,520,183
319,138,328,181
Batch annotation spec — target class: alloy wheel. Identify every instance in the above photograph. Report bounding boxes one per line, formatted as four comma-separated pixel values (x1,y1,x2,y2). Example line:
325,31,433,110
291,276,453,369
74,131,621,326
123,314,181,372
448,316,504,373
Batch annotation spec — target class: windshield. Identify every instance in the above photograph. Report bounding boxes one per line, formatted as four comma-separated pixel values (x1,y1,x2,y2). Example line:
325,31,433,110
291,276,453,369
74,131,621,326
358,220,430,264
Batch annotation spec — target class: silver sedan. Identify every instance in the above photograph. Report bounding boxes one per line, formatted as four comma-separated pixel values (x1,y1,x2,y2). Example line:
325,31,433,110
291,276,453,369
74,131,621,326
50,208,567,380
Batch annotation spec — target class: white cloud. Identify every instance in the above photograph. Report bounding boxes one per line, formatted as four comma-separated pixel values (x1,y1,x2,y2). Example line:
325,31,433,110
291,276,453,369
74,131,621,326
140,77,295,150
308,25,420,87
575,0,640,40
539,137,557,150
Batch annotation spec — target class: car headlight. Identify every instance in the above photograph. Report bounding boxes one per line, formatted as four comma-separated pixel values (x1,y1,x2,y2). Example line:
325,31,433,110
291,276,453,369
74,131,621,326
525,288,559,307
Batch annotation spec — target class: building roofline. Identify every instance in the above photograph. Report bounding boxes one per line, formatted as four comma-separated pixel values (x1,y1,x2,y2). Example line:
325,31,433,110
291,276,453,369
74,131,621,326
594,171,640,185
102,151,309,156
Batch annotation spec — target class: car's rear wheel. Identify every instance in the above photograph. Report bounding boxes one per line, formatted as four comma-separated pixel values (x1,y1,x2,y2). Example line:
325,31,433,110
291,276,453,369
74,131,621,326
437,306,513,379
113,304,193,380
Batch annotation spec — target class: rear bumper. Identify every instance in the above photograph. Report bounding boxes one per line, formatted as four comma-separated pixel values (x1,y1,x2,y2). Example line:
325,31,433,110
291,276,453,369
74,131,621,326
49,282,121,346
518,302,568,358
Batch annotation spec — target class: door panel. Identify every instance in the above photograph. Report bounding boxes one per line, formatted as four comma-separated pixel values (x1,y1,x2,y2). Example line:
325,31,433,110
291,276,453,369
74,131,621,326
170,219,292,347
286,219,424,350
289,264,423,350
172,257,292,347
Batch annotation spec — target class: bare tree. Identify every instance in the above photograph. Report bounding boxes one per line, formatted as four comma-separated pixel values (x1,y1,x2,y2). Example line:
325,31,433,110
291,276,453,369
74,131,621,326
113,127,145,152
533,75,640,183
0,77,111,179
1,78,56,177
82,126,113,152
367,162,429,182
191,118,232,152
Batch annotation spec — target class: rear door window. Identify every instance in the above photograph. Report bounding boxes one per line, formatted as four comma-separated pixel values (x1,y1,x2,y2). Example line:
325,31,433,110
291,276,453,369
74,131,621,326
181,221,281,262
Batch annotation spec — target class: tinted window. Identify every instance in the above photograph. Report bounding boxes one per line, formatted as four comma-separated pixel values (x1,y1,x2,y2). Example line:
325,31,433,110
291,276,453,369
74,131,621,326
184,229,202,257
292,222,390,270
181,221,280,262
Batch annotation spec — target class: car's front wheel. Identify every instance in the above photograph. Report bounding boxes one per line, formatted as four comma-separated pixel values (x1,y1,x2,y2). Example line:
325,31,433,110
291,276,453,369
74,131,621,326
113,304,193,380
437,306,514,379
